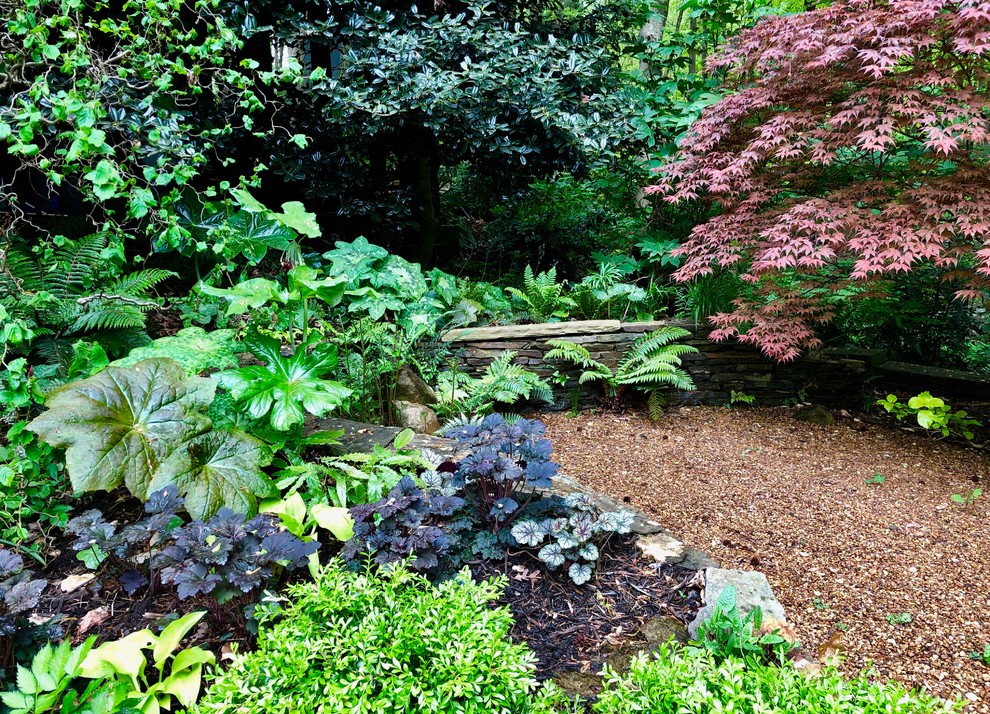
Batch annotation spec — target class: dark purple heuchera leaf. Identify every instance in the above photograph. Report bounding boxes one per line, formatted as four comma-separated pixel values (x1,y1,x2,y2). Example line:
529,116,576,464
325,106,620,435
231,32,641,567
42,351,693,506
441,422,481,442
430,495,465,517
524,460,558,489
342,477,465,574
65,510,116,552
208,508,249,544
4,578,47,613
120,569,149,595
479,413,506,432
0,549,23,579
244,514,280,539
410,549,439,571
173,521,233,565
145,486,184,515
458,447,498,477
259,531,318,567
493,455,523,483
223,553,270,593
489,498,518,521
173,563,222,600
518,437,553,462
514,418,546,439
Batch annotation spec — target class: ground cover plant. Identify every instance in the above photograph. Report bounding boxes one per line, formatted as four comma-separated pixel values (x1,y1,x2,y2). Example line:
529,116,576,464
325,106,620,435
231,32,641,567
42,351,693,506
594,644,960,714
192,561,568,714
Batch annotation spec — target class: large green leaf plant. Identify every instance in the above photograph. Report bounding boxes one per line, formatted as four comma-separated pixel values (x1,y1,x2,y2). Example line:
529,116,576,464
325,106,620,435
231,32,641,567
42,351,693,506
215,331,352,433
27,359,275,519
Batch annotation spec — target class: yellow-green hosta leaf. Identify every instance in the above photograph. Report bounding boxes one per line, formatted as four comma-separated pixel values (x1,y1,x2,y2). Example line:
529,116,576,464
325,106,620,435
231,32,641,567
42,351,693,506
310,504,354,541
153,611,206,667
27,359,214,501
80,629,155,686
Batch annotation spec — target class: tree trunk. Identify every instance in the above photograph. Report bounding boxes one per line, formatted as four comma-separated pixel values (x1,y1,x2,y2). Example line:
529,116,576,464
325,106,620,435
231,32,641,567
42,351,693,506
414,154,438,266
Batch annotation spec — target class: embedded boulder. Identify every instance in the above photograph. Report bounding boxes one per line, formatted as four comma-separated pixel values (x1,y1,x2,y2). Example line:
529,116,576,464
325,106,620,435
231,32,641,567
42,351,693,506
688,568,788,640
793,404,834,426
392,400,440,434
395,364,437,405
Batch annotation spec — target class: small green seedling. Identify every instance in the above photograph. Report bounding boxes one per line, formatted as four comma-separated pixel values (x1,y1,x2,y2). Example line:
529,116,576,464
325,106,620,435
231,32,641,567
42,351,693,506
951,488,982,506
886,612,911,626
969,643,990,666
864,473,885,486
812,598,829,611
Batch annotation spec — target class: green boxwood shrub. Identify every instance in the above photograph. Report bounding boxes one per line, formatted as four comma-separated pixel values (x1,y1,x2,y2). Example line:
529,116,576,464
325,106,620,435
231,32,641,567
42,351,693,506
593,645,960,714
194,561,564,714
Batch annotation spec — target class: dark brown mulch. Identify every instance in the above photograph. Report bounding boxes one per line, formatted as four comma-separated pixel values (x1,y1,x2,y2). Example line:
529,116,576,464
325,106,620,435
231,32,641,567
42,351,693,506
22,492,252,659
146,306,184,339
543,408,990,708
472,536,703,679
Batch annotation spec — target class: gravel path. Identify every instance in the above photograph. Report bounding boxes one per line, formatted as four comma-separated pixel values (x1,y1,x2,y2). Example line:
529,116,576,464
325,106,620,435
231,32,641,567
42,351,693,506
543,407,990,709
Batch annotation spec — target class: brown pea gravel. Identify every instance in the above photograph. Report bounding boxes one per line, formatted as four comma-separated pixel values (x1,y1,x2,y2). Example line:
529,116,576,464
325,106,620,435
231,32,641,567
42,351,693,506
542,407,990,710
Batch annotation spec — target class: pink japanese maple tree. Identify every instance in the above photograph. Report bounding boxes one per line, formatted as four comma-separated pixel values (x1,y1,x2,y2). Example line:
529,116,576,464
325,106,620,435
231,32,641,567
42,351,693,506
652,0,990,360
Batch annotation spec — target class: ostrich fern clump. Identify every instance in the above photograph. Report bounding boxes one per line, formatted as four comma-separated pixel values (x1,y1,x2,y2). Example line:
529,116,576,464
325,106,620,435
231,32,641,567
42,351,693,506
545,326,697,419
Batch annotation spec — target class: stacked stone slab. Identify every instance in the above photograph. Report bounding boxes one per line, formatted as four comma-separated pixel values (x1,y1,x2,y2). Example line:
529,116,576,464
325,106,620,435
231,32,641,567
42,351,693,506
442,319,871,408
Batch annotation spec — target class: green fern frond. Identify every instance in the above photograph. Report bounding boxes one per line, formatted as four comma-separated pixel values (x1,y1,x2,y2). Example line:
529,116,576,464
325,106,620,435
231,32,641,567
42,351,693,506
70,304,149,333
647,390,666,421
618,368,694,391
0,245,43,295
546,339,614,387
48,234,107,298
615,327,698,393
624,326,692,357
475,351,553,406
578,366,612,384
109,269,176,296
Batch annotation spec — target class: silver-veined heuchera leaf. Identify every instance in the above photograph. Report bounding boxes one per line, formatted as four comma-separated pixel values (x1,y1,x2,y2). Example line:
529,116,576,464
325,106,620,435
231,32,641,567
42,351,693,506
27,359,214,501
215,332,352,432
152,429,275,520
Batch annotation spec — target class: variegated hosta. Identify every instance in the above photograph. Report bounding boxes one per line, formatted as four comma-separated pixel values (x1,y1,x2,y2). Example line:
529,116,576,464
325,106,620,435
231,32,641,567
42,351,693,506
510,492,636,585
655,0,990,360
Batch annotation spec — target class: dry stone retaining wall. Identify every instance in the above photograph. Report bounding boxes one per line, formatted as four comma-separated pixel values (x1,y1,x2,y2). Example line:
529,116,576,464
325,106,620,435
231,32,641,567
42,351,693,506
442,319,871,408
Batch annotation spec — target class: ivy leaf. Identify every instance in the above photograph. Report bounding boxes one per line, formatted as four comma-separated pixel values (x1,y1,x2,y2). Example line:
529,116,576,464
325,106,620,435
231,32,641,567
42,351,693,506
152,429,275,520
215,332,351,432
82,159,122,201
27,359,215,501
229,188,268,213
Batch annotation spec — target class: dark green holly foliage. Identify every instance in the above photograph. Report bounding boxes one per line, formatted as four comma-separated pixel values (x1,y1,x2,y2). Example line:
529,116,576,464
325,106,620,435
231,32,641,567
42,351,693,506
64,487,317,604
228,0,639,261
